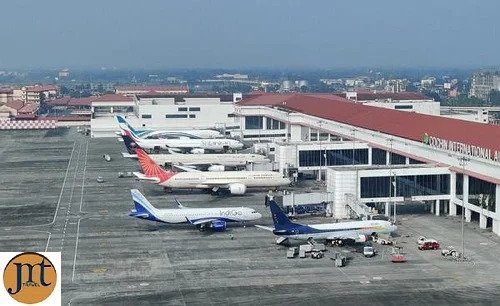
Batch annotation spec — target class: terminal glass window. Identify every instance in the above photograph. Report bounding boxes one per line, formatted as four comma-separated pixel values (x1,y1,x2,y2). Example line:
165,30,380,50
189,114,196,118
409,158,425,164
189,107,201,111
469,176,496,212
178,107,188,111
361,174,450,198
394,105,413,110
456,174,463,199
141,114,152,119
310,129,318,141
165,114,188,118
245,116,263,129
299,149,368,167
266,118,285,130
389,152,406,165
371,148,386,165
319,133,329,141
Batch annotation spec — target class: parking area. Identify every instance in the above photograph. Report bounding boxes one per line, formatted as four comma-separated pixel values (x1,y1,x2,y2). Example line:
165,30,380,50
1,128,500,305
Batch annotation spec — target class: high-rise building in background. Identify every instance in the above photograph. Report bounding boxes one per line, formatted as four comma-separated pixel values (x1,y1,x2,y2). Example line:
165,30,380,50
469,71,500,100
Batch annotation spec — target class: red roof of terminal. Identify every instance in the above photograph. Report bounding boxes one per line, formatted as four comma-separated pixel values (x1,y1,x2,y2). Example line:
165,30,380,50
239,93,500,152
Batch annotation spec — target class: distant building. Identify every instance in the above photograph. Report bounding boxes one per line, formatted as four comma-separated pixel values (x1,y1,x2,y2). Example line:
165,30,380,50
21,85,59,105
58,69,70,78
420,77,436,88
0,88,14,103
337,91,439,115
215,73,249,80
384,79,407,93
115,85,189,96
0,100,38,119
469,72,500,100
90,93,242,137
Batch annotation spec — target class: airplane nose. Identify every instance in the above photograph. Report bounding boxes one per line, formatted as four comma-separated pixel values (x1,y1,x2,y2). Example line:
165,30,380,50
390,224,398,232
255,212,263,219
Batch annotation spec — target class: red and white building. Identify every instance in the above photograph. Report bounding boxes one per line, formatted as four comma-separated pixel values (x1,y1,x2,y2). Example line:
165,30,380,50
234,93,500,236
115,85,189,96
22,85,59,104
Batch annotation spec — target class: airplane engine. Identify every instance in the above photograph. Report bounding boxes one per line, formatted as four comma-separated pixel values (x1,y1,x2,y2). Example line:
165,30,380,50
356,235,368,243
190,148,205,154
208,165,225,172
211,220,227,232
228,183,247,195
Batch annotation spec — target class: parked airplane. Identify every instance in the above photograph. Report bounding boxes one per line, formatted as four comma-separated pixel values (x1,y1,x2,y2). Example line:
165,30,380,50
134,149,291,195
119,124,244,154
119,132,269,169
116,115,223,139
256,200,397,244
129,189,262,231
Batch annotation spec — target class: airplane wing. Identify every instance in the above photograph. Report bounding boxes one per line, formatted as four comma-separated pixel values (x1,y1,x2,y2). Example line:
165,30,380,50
122,152,138,158
173,164,202,172
200,180,236,186
326,231,359,240
174,198,187,209
185,217,219,226
132,172,161,183
255,225,275,232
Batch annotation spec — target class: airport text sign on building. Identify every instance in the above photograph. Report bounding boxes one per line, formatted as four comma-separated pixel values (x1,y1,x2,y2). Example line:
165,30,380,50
423,133,500,163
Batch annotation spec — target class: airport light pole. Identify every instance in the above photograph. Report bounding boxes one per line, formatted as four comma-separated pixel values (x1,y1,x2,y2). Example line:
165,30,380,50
351,128,356,166
388,138,396,223
318,120,323,183
458,156,470,259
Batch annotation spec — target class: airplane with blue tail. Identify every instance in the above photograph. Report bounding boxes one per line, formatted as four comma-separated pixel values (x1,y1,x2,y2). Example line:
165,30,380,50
116,115,224,139
129,189,262,231
256,200,397,244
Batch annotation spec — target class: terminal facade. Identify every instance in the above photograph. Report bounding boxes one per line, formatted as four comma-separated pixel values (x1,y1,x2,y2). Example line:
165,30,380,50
234,93,500,236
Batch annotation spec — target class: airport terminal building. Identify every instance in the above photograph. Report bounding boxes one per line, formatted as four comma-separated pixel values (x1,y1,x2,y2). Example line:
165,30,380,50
233,94,500,236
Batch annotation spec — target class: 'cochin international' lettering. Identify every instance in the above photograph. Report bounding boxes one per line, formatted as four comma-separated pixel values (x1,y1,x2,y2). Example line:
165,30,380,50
426,135,499,163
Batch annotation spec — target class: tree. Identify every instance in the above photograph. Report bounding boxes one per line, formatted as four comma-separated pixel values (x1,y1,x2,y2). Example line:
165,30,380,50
488,90,500,106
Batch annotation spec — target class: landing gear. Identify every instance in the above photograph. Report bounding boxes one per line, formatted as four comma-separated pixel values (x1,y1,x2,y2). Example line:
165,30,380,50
163,187,172,193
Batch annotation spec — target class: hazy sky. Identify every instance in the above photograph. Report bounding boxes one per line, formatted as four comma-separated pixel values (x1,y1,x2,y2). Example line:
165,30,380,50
0,0,498,69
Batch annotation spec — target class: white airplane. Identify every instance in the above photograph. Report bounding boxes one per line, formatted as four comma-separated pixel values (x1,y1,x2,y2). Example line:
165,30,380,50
256,200,397,245
119,125,244,154
116,115,223,139
119,132,269,169
134,149,291,195
129,189,262,231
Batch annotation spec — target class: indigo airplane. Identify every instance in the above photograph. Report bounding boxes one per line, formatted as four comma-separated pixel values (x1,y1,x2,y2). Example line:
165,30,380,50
256,200,397,244
129,189,262,231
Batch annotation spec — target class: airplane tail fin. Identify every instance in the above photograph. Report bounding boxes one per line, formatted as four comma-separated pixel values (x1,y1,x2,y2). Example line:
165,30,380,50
268,200,296,231
120,130,140,154
136,148,175,183
116,115,139,134
130,189,160,221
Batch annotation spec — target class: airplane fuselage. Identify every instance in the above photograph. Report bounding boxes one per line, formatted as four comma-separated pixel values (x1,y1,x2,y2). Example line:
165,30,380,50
160,171,291,189
132,207,261,224
134,137,243,152
273,220,396,241
150,153,269,167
